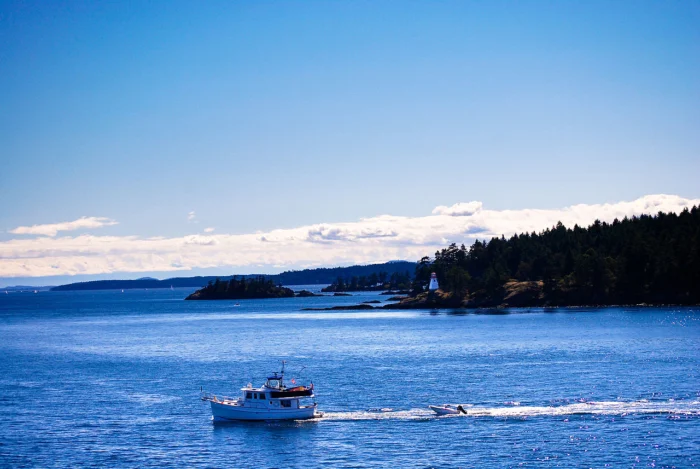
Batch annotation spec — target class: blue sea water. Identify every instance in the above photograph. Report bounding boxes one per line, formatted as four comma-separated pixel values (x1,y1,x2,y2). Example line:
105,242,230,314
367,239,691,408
0,288,698,468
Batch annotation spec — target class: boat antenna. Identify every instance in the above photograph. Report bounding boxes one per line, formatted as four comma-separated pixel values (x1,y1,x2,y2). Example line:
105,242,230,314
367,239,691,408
281,360,287,376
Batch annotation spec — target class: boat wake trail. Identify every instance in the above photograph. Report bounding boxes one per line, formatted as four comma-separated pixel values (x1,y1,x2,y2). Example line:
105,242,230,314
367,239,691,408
321,400,700,421
322,408,434,421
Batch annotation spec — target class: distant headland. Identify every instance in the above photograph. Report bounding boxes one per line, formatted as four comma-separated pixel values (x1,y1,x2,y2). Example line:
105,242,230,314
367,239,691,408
49,261,416,292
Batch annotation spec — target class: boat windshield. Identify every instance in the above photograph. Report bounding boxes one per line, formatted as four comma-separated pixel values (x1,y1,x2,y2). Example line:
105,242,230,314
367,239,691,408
266,379,281,389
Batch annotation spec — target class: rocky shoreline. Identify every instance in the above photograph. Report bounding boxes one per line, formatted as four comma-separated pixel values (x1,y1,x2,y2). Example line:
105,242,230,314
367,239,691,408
303,280,700,310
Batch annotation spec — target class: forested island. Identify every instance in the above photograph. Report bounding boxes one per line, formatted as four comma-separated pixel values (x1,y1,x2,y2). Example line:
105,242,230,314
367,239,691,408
321,271,412,292
185,277,294,300
389,206,700,308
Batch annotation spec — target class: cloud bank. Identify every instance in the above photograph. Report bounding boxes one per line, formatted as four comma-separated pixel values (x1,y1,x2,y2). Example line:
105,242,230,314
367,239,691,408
1,194,697,278
9,217,118,237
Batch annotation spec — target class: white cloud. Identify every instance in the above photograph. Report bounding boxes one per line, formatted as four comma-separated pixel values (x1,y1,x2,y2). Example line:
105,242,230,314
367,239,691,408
187,211,196,222
0,194,697,278
204,227,215,233
432,201,483,217
9,217,118,237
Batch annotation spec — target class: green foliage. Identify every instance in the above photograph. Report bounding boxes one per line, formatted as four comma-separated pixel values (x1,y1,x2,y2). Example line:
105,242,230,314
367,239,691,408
323,270,413,292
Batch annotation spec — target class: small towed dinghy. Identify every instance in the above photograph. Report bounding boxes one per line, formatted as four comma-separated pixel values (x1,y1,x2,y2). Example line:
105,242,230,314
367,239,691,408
429,404,467,415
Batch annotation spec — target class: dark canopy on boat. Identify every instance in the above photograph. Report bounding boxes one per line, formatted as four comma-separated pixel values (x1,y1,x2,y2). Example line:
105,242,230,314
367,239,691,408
270,389,313,398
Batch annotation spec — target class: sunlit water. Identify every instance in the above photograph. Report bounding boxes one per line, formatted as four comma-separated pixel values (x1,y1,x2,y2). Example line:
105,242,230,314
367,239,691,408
1,288,698,467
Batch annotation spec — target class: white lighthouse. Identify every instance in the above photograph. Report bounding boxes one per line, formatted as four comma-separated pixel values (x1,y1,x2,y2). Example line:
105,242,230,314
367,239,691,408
428,272,439,291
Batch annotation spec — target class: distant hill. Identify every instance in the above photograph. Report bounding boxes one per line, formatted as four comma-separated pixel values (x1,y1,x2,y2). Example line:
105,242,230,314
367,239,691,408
50,261,417,291
1,285,54,292
272,261,415,285
50,277,222,292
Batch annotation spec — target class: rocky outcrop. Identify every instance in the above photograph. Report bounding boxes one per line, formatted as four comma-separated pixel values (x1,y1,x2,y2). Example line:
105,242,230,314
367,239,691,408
501,280,544,306
302,304,375,311
296,290,324,297
384,281,546,309
383,290,462,309
385,296,408,301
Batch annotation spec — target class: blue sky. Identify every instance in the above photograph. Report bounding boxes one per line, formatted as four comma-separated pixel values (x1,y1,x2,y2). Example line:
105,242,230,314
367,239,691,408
1,1,699,285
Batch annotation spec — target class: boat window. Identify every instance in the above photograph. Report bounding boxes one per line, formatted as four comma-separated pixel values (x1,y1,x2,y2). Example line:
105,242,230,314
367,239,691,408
258,393,265,399
281,400,291,407
246,392,252,399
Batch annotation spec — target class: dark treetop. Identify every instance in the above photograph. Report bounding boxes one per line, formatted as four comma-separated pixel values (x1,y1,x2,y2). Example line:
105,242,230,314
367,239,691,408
321,270,413,292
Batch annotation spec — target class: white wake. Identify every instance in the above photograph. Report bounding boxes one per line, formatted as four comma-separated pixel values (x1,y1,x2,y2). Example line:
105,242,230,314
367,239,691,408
320,399,700,421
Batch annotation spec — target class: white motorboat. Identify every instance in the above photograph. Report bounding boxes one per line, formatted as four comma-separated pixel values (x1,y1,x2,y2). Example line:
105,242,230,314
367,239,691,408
429,404,467,415
201,362,322,421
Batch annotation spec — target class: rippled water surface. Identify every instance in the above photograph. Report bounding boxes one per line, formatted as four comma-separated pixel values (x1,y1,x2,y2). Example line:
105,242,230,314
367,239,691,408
1,288,698,467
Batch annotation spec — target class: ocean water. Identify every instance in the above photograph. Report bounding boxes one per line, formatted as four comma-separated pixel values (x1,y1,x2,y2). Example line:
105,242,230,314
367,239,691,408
0,288,698,468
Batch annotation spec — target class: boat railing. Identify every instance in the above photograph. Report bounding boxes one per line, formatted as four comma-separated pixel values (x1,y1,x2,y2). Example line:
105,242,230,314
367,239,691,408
200,390,238,404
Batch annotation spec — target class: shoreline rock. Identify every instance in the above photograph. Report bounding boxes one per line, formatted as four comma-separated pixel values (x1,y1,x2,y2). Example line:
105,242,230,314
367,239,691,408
386,296,408,302
382,281,700,310
296,290,324,297
302,304,376,311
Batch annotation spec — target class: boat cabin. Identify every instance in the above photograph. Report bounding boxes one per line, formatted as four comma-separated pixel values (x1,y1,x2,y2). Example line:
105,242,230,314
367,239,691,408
236,372,314,409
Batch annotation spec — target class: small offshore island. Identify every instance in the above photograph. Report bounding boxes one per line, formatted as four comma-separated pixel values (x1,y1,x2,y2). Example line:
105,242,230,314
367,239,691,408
186,277,294,300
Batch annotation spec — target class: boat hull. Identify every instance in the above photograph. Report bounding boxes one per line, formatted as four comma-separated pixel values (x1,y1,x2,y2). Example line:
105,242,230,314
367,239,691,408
429,405,461,415
210,401,320,421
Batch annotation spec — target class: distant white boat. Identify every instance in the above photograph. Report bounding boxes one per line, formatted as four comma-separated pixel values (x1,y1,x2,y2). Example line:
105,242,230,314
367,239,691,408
170,285,174,291
201,361,322,421
429,404,467,415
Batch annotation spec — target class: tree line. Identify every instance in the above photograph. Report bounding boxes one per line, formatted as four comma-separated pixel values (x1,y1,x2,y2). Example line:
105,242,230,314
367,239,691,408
322,270,413,292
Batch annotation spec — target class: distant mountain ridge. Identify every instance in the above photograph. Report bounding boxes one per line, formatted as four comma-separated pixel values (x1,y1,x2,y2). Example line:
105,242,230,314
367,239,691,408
1,285,54,292
49,261,416,291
